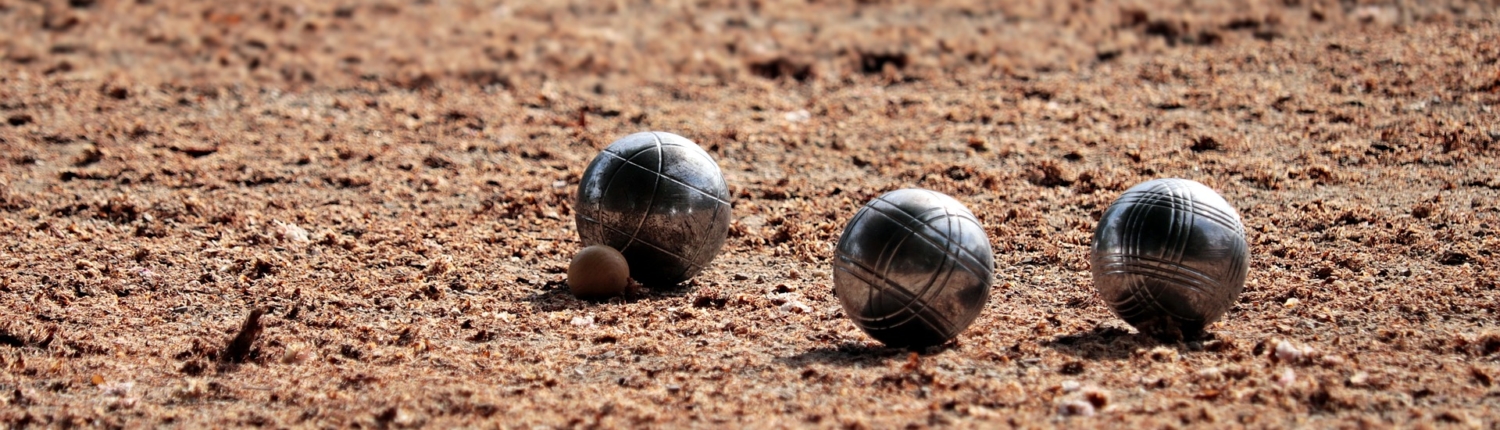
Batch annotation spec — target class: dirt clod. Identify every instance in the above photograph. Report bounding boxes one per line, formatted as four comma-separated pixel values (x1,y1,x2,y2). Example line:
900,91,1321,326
219,308,264,365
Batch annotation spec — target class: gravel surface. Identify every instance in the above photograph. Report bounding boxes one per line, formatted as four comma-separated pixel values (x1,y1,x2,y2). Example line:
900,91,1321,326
1,0,1497,427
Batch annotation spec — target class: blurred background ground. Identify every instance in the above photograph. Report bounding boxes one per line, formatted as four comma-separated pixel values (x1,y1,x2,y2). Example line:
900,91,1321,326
1,0,1498,427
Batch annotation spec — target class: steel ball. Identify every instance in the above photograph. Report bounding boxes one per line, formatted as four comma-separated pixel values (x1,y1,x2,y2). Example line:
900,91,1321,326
832,189,994,348
574,131,732,287
1090,178,1250,338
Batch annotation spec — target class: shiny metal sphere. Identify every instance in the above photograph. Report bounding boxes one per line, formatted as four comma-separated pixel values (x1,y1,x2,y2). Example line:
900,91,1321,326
832,189,994,348
574,131,732,286
1091,178,1249,337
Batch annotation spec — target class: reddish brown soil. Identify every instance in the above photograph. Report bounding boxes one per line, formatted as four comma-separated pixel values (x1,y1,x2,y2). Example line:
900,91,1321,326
2,0,1498,427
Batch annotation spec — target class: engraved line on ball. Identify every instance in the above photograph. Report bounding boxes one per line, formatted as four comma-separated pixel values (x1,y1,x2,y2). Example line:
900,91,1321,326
865,195,991,275
1100,263,1210,322
1130,182,1196,265
613,133,667,253
1111,193,1242,236
1121,267,1199,322
835,206,986,332
647,131,719,163
931,205,978,326
576,149,651,244
597,146,731,206
834,259,956,331
850,201,915,318
1111,191,1244,236
1225,242,1249,289
897,202,990,283
575,213,705,276
904,203,981,327
862,200,992,289
876,218,965,336
1096,254,1220,296
1113,191,1197,323
881,203,952,322
1101,268,1158,323
841,205,959,332
1116,188,1191,269
834,256,960,335
869,211,937,332
1115,196,1174,325
835,191,989,333
1107,286,1155,322
1171,185,1193,264
606,132,713,156
679,202,733,281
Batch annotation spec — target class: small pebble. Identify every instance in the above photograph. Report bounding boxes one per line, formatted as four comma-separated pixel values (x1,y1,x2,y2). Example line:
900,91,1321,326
1081,387,1110,408
783,109,810,123
779,300,811,314
1147,346,1179,362
1349,372,1370,386
275,220,310,243
570,316,595,327
1195,367,1223,381
1274,340,1304,363
1276,368,1296,387
97,381,134,397
1057,400,1095,417
281,345,316,364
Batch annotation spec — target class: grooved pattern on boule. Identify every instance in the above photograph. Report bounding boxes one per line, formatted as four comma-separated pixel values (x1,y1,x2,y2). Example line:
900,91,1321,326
574,131,731,287
833,189,993,348
1090,178,1249,337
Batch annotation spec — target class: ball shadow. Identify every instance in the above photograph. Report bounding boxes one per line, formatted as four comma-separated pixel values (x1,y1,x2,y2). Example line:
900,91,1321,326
1043,325,1159,361
1044,324,1219,360
520,282,591,312
776,341,957,368
521,279,699,312
637,280,700,297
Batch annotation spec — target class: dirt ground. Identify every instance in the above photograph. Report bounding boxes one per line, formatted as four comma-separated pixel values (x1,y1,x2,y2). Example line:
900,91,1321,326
1,0,1498,427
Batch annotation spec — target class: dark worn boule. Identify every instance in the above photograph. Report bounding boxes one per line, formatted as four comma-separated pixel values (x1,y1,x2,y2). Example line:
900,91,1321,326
1090,178,1249,339
574,131,732,287
832,188,994,348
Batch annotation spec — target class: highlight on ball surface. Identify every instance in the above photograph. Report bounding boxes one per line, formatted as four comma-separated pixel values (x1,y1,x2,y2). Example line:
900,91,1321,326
832,188,995,348
1090,178,1250,339
573,131,733,287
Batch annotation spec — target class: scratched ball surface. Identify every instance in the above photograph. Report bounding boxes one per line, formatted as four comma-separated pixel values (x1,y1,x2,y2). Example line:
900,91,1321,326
574,131,732,287
1090,178,1250,338
832,189,994,348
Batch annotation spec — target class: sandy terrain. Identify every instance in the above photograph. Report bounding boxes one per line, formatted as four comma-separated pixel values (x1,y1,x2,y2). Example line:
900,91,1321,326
1,0,1498,427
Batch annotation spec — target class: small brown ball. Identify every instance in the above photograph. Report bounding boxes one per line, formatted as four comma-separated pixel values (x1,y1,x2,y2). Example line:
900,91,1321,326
568,245,630,298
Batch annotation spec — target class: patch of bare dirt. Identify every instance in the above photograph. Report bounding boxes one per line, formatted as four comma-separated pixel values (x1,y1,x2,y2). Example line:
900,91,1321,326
1,0,1497,427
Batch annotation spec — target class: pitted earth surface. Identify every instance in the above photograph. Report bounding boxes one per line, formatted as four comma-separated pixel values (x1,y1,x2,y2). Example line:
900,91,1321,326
1,0,1498,427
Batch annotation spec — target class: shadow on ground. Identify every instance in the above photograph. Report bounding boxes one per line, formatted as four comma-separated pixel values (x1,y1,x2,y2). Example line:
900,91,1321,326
1043,324,1159,360
776,341,958,367
522,279,700,312
1044,324,1226,360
